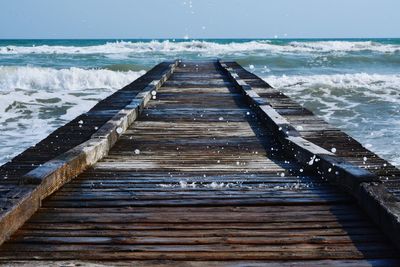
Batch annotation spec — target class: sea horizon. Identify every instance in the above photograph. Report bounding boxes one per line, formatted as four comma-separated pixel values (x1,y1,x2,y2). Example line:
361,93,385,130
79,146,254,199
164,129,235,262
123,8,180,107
2,38,399,43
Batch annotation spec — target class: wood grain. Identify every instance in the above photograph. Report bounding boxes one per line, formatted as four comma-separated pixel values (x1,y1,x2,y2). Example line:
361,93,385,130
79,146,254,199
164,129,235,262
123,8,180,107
0,60,399,265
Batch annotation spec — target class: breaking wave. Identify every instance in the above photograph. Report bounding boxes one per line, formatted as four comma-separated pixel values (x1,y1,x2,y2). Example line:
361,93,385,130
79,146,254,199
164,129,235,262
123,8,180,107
0,65,145,91
1,40,399,55
0,66,145,165
264,73,400,166
265,73,400,94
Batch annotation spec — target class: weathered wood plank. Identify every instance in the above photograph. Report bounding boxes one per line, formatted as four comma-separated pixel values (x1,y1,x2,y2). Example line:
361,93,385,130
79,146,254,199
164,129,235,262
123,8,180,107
3,259,400,267
0,61,178,246
0,60,399,265
221,60,400,251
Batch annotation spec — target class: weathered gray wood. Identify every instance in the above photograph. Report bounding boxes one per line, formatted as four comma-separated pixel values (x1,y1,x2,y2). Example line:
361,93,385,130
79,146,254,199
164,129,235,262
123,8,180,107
0,60,399,265
358,183,400,249
3,259,400,267
219,60,400,252
0,61,178,246
219,60,379,193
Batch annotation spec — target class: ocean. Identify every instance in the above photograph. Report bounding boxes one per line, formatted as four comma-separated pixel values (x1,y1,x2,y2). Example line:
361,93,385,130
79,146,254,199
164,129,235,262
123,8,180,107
0,38,399,166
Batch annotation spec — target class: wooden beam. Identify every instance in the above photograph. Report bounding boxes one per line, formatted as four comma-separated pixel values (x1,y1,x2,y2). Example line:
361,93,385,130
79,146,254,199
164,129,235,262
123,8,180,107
0,61,178,246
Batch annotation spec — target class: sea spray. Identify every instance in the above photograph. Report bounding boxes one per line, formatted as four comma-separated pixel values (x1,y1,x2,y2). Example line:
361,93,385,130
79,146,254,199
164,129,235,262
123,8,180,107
0,66,145,165
1,40,400,55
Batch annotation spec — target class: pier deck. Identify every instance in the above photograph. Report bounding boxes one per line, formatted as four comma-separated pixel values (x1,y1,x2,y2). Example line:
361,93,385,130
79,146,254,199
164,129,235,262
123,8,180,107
1,60,400,266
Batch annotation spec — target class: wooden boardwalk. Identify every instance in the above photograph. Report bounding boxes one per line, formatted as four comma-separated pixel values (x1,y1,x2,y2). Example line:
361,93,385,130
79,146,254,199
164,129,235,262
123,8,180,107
1,60,400,266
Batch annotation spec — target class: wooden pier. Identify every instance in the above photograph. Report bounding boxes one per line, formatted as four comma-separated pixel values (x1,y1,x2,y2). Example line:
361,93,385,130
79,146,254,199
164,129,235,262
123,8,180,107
1,60,400,266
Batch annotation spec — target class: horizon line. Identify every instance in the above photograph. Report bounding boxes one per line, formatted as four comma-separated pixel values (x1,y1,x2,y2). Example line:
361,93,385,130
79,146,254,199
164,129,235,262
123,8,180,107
0,37,400,41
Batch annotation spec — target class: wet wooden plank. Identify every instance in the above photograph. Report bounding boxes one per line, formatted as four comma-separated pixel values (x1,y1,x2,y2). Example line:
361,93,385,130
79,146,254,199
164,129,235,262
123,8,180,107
222,61,400,250
3,259,400,267
0,60,399,265
0,61,178,246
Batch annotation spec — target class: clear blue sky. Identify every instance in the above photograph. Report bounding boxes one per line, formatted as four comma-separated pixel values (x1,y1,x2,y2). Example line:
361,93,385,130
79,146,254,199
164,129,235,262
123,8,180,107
1,0,399,39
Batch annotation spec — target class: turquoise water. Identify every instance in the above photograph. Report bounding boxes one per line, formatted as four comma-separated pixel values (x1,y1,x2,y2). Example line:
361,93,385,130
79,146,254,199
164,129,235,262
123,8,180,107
1,39,400,166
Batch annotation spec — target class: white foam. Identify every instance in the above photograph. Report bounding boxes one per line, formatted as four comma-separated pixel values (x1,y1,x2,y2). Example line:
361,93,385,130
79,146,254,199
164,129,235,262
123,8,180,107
1,40,399,55
0,65,144,91
0,66,145,165
264,73,400,123
265,73,400,92
289,40,400,53
264,72,400,167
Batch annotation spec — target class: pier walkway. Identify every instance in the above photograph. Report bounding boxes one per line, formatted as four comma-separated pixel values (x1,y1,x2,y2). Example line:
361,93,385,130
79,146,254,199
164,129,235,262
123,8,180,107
1,60,400,266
